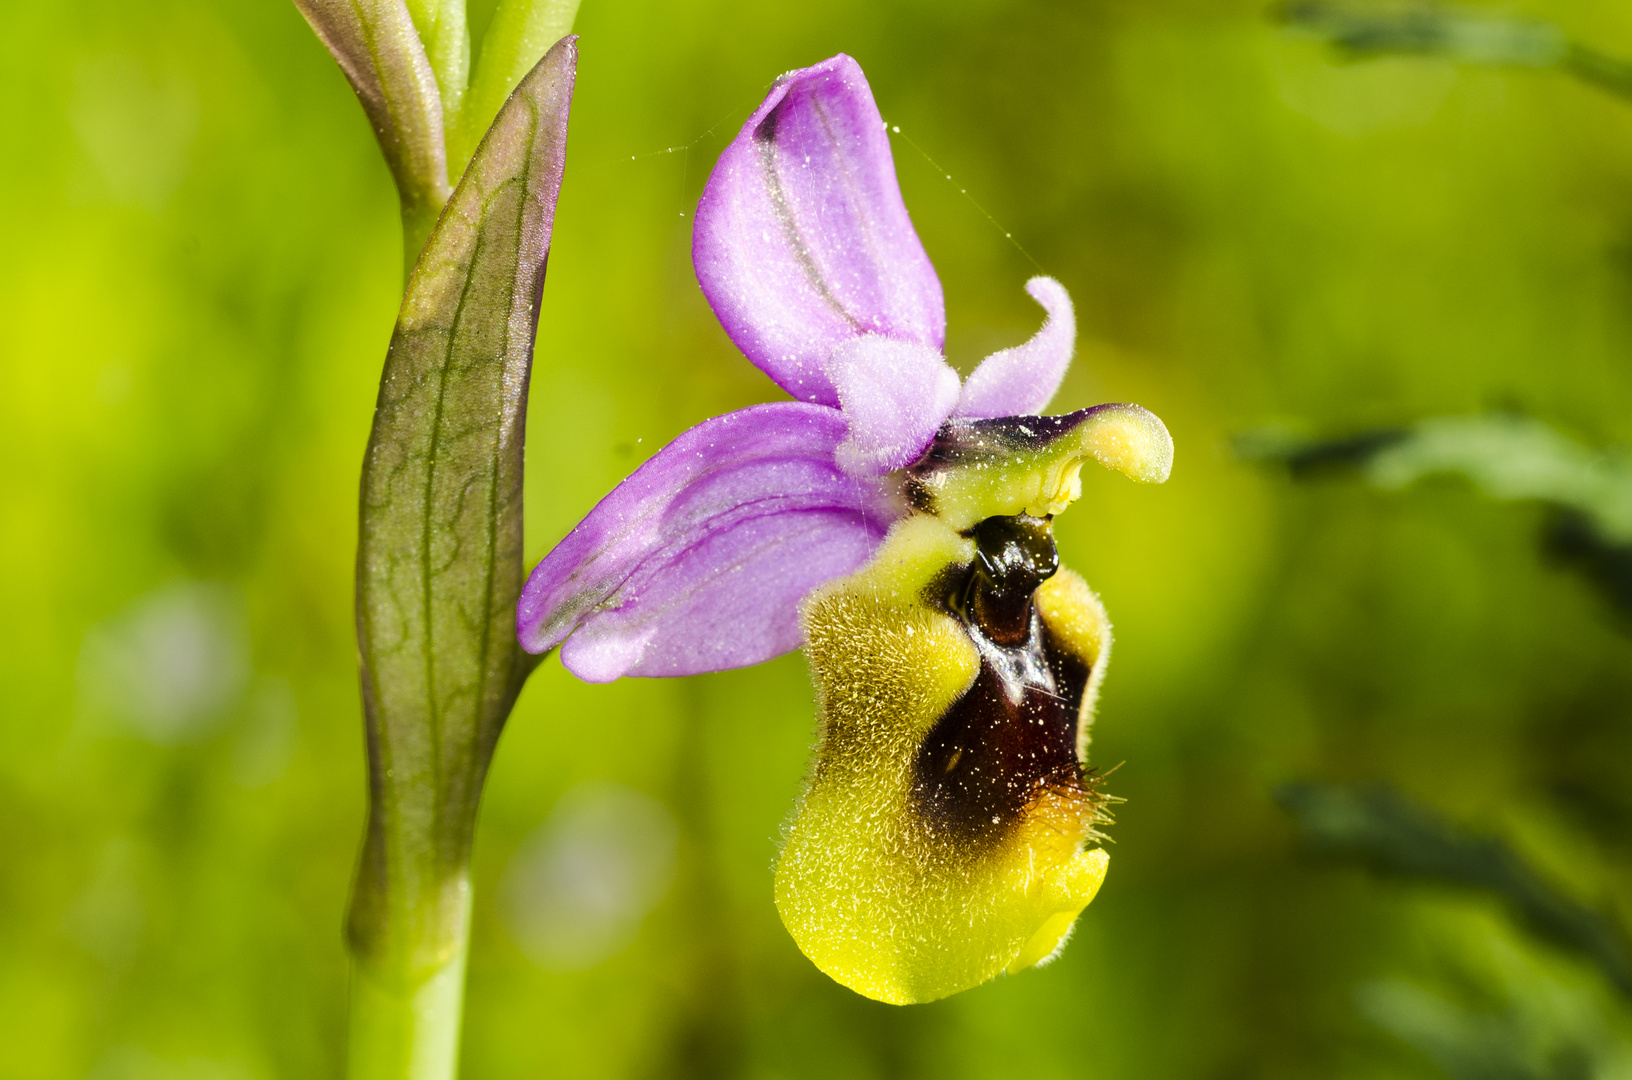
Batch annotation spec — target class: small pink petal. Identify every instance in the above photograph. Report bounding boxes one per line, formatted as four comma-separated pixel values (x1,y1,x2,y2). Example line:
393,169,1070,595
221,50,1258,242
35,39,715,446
826,336,961,477
955,277,1076,420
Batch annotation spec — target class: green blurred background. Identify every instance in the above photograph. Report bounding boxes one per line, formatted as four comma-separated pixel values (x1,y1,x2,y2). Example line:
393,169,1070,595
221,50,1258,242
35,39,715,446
6,0,1632,1076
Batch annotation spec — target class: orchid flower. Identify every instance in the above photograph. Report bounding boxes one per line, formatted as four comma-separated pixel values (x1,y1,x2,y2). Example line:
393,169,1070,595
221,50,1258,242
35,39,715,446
517,54,1172,1004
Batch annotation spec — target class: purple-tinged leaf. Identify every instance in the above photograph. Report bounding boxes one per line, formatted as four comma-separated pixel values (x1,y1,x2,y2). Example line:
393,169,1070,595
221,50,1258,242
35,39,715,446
693,54,945,407
350,36,575,979
292,0,451,254
518,403,894,682
956,277,1076,420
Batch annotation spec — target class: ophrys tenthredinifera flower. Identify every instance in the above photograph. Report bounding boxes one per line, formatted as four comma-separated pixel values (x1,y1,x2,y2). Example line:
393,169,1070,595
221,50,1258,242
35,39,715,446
517,53,1171,1004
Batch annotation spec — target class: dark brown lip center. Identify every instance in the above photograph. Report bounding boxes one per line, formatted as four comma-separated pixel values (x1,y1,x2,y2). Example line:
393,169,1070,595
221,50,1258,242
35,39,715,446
912,515,1091,843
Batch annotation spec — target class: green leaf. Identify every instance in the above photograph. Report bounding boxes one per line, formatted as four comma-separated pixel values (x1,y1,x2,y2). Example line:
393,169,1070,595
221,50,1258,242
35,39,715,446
1281,1,1567,67
348,34,576,982
452,0,580,176
1280,1,1632,104
291,0,452,257
1239,415,1632,544
1363,415,1632,542
1238,415,1632,618
1279,783,1632,999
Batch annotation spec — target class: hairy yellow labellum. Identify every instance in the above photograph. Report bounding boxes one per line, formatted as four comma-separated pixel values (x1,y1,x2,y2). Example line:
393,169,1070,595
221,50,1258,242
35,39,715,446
778,518,1114,1004
775,406,1169,1004
1034,570,1112,762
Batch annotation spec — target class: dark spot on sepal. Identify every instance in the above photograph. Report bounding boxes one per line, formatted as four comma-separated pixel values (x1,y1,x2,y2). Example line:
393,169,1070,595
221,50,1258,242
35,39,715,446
753,100,782,143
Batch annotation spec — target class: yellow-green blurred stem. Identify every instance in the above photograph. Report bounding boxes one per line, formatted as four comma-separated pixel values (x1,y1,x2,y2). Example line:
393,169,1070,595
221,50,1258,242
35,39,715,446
347,941,469,1080
401,202,442,283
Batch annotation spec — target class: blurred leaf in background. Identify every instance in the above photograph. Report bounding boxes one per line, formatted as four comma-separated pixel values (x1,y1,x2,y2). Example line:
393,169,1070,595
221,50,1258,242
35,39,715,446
1238,414,1632,616
1281,783,1632,1079
7,0,1632,1078
1280,782,1632,998
1281,0,1632,101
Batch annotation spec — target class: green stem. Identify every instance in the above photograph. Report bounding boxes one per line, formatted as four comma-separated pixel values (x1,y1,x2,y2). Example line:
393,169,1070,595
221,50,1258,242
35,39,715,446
401,201,443,282
347,880,472,1080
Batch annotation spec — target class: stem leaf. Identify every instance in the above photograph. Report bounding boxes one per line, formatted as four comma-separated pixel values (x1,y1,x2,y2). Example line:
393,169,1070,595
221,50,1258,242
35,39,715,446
292,0,452,233
350,34,577,979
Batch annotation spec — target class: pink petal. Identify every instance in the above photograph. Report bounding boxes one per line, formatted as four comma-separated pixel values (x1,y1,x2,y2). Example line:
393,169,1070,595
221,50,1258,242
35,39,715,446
517,403,894,682
955,277,1076,420
693,54,945,406
825,336,960,477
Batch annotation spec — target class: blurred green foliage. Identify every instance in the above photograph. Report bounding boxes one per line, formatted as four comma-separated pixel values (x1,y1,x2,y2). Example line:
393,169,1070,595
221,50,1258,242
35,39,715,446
1281,1,1632,100
5,0,1632,1077
1239,413,1632,615
1280,782,1632,998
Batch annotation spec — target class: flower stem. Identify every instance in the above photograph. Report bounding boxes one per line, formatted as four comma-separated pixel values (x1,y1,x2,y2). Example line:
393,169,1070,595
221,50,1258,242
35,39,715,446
401,202,442,283
347,888,472,1080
